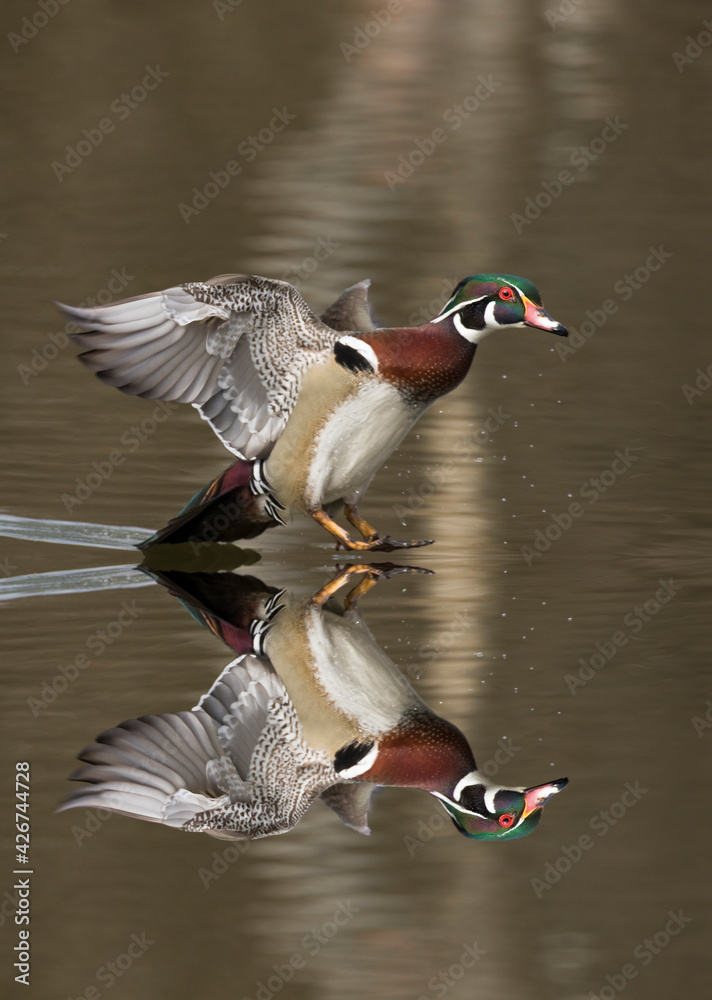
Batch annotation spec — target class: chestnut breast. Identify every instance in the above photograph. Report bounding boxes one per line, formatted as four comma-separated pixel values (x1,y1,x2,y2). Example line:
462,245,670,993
360,322,477,404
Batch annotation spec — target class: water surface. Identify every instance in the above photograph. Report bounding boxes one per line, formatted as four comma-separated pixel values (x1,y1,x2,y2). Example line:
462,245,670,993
1,1,710,997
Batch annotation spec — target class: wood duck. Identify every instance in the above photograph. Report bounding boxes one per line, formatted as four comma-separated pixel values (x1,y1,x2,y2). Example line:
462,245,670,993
60,272,567,551
58,566,567,841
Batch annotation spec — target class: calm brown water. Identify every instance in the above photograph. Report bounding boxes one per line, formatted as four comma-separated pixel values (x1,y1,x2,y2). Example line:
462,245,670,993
1,1,710,997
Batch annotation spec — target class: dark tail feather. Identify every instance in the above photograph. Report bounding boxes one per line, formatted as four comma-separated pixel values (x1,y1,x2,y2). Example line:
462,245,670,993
138,459,279,549
320,280,375,333
143,569,281,655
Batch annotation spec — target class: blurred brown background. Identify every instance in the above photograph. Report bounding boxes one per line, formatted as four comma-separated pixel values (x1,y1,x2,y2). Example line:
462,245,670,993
1,1,710,997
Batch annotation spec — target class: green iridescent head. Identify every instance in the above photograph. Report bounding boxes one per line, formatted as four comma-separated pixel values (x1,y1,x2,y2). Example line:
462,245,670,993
432,274,567,342
433,775,568,842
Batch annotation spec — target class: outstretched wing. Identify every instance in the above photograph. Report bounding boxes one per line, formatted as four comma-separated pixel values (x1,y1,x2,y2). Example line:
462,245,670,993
195,654,287,780
57,655,340,840
59,274,345,459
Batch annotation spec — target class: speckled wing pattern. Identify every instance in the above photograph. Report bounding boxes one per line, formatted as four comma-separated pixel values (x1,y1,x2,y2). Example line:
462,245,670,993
184,686,338,839
187,277,340,458
57,655,341,841
61,274,340,459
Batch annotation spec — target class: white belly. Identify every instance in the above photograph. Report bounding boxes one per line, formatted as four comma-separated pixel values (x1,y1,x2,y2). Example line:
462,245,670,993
264,602,423,751
303,606,421,732
305,380,422,507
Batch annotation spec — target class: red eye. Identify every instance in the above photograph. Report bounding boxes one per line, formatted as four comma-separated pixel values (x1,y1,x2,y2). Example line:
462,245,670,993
499,287,515,302
498,814,515,828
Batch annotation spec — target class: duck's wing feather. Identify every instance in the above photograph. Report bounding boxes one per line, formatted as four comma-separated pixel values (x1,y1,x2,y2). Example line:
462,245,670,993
57,656,338,840
59,274,345,459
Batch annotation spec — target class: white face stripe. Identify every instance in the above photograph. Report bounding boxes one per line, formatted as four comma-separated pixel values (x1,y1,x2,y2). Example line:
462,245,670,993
337,335,380,373
431,791,488,821
337,742,379,779
431,294,488,324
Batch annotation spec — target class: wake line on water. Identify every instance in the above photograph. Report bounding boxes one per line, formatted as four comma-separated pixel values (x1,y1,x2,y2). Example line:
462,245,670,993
0,514,151,549
0,564,151,602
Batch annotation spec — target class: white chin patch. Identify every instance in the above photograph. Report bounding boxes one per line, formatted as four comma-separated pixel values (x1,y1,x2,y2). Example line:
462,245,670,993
453,310,496,344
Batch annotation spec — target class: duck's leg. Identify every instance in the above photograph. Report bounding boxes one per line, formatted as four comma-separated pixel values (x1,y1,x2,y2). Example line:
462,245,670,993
311,564,378,608
342,564,435,610
310,562,434,610
343,503,380,542
311,507,434,552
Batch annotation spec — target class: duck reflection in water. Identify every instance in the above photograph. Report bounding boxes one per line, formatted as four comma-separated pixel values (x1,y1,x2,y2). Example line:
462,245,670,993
59,565,567,842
